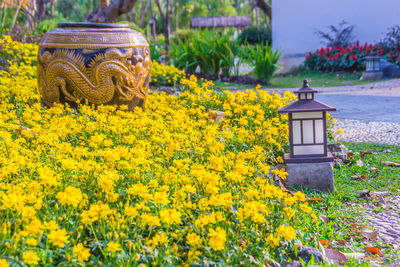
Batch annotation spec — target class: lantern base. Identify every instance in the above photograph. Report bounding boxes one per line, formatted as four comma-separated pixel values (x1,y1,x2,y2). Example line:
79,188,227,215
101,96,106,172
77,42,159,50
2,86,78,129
284,154,335,193
360,71,383,81
284,153,334,163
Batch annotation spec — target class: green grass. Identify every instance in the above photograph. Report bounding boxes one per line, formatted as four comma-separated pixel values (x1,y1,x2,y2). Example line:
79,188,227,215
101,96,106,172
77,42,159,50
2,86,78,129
213,72,383,90
299,142,400,265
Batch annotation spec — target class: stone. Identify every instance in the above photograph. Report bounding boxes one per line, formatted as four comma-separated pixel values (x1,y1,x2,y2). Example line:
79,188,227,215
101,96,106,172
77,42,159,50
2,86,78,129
328,143,348,160
285,162,334,192
297,247,323,263
360,71,384,81
381,59,400,79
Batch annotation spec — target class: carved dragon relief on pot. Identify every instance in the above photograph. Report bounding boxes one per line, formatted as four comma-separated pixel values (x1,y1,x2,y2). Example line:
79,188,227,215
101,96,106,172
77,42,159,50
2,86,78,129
37,47,151,107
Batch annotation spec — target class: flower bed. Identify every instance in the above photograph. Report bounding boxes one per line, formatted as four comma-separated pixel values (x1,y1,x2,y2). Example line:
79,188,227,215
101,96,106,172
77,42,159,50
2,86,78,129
0,37,328,266
150,61,185,86
305,42,384,72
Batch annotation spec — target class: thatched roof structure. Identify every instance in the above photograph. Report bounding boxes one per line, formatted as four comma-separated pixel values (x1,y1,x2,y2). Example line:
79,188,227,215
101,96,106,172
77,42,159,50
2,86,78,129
190,16,252,28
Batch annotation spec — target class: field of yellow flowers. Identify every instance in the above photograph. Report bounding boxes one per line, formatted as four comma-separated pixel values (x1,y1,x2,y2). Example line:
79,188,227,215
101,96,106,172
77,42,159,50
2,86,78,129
0,36,326,266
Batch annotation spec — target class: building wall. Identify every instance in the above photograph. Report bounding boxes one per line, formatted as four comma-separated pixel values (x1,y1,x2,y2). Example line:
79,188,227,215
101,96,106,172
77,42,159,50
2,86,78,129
272,0,400,71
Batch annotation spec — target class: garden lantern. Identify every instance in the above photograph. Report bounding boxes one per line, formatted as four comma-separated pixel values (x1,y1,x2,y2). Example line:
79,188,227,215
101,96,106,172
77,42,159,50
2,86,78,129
278,80,336,192
365,53,381,72
361,52,383,80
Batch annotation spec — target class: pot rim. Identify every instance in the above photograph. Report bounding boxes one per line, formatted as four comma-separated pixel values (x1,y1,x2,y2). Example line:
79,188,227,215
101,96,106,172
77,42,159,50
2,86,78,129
58,22,130,29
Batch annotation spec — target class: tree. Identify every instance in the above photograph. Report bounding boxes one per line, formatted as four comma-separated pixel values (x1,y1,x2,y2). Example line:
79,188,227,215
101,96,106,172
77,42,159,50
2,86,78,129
154,0,171,51
86,0,139,23
253,0,271,21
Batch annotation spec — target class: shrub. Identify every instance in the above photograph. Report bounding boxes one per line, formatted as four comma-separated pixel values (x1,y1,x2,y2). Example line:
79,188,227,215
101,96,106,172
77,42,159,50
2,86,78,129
240,43,281,84
237,26,272,45
149,39,165,63
304,41,382,72
150,61,185,86
314,21,355,48
0,36,335,266
170,29,239,76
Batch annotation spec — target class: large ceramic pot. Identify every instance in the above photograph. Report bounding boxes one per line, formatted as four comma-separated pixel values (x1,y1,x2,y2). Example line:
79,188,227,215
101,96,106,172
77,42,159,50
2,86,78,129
37,22,151,110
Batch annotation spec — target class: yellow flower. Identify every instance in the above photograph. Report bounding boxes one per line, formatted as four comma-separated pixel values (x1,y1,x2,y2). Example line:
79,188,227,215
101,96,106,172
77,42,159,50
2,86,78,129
25,238,39,246
208,227,226,251
159,209,181,225
23,251,40,265
48,228,69,248
56,186,84,208
107,241,121,252
337,128,344,135
265,233,280,247
186,233,202,247
276,225,296,241
73,243,91,263
0,259,9,267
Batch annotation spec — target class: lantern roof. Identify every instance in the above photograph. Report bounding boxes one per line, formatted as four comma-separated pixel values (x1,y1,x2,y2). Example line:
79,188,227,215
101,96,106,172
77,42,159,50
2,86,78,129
293,80,318,94
278,80,336,113
278,99,336,113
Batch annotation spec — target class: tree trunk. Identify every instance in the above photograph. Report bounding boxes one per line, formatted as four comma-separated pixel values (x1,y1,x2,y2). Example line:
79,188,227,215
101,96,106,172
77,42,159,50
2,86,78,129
149,0,156,42
50,0,56,19
154,0,171,52
37,0,46,21
86,0,139,23
253,0,271,20
139,0,150,28
129,5,135,22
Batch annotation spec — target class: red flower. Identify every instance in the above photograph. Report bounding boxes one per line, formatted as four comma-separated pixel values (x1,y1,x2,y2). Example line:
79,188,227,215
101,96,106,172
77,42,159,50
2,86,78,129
346,47,351,53
388,51,393,58
161,51,166,55
351,54,357,61
356,41,360,47
308,52,313,58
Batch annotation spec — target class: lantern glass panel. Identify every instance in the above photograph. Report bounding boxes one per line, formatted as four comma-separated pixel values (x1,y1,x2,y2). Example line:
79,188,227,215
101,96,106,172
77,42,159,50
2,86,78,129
292,112,323,119
366,60,373,71
315,119,324,143
299,93,306,100
302,120,314,144
292,121,301,144
373,59,380,71
307,93,313,99
293,145,324,155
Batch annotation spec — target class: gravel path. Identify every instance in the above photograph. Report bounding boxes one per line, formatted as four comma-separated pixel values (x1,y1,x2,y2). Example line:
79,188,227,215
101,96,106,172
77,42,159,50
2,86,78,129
366,194,400,247
333,119,400,145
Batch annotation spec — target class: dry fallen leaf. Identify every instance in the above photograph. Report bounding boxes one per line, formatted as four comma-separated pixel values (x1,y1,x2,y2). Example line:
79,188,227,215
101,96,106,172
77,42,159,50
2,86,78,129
360,227,378,240
322,248,347,265
356,159,364,166
381,161,400,167
318,239,330,246
208,110,225,123
360,151,372,158
365,247,383,257
368,167,379,173
347,152,354,159
319,215,330,223
356,190,370,198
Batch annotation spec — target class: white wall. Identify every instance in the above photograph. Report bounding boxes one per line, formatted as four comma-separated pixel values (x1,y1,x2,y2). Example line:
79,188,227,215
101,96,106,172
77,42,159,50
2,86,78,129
272,0,400,70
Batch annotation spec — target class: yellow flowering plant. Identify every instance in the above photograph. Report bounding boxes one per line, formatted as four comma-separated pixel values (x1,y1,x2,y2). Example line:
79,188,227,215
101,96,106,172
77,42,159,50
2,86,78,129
150,61,185,86
0,36,334,265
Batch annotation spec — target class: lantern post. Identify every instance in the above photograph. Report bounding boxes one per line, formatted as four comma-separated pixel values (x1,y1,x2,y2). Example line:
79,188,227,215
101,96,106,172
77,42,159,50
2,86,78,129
279,80,336,192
